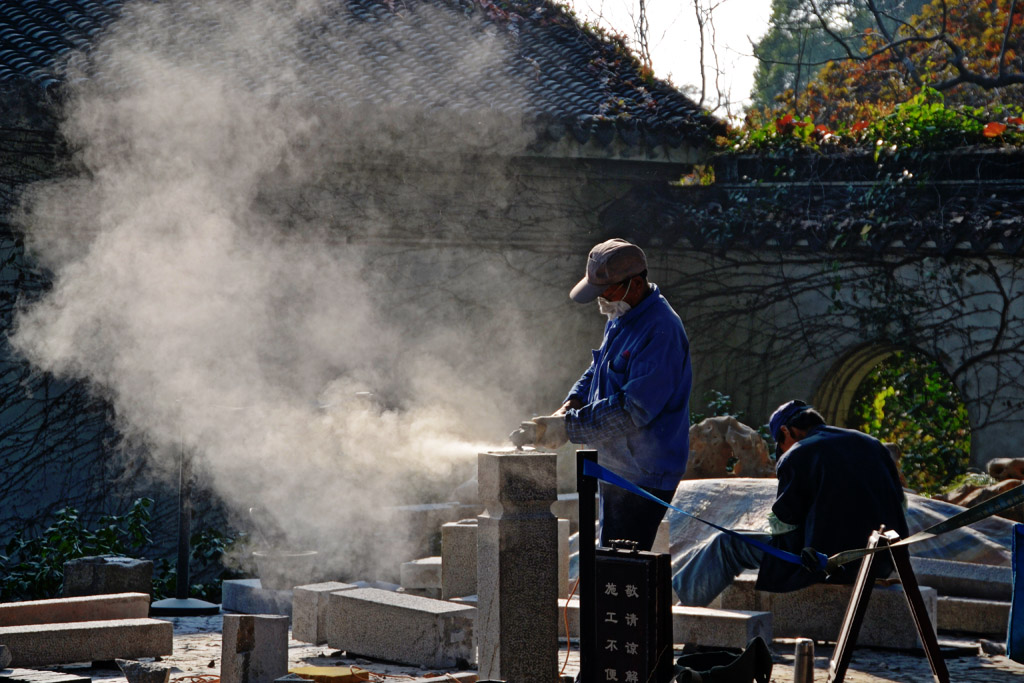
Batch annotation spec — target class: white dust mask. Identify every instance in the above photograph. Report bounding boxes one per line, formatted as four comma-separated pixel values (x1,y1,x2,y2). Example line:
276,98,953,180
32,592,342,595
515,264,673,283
597,280,633,320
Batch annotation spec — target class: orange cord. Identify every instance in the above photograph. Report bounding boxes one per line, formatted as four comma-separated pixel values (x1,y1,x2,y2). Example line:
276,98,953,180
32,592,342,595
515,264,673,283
558,574,581,679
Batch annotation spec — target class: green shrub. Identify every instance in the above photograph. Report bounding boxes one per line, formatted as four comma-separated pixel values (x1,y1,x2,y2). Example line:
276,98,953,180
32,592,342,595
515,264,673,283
0,498,154,601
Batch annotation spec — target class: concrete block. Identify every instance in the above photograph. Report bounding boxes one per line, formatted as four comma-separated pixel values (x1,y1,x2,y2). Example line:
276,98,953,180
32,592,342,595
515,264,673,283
222,579,292,618
910,557,1011,600
292,582,357,645
116,658,171,683
0,618,173,667
441,520,478,599
62,556,153,598
326,587,474,669
0,592,149,627
718,573,937,649
671,605,772,649
937,596,1010,635
401,557,442,590
221,614,289,683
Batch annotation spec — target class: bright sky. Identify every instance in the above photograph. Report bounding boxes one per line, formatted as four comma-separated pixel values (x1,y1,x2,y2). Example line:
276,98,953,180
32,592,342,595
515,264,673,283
571,0,773,116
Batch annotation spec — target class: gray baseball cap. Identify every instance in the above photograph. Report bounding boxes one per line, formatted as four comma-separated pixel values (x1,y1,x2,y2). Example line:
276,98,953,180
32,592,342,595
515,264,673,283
569,238,647,303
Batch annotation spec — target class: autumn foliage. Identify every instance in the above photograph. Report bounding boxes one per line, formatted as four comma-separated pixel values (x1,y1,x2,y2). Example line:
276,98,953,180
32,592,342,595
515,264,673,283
760,0,1024,131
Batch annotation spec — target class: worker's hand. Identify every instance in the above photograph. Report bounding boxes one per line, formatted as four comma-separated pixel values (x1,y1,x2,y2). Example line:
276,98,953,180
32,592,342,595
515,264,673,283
533,415,568,450
509,421,542,448
553,397,584,416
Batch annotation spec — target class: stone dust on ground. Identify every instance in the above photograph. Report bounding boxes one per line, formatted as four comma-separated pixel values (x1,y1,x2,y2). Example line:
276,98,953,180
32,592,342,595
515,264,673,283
57,615,1024,682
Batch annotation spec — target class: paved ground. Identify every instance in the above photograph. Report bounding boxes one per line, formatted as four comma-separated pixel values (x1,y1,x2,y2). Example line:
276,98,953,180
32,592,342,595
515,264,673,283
58,614,1024,682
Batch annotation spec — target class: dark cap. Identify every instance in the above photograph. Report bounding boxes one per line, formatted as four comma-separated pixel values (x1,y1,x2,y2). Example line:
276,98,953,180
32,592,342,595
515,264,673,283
769,400,811,444
569,238,647,303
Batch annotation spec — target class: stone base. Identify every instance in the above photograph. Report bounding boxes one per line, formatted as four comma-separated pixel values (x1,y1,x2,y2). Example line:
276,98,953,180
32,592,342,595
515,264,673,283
222,579,292,618
717,574,936,649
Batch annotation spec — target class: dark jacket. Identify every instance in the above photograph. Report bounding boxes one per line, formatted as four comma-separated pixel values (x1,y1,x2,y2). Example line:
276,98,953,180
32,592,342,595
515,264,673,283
755,425,909,593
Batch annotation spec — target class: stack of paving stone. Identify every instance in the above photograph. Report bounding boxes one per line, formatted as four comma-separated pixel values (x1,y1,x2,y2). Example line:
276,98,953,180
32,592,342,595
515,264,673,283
0,592,172,668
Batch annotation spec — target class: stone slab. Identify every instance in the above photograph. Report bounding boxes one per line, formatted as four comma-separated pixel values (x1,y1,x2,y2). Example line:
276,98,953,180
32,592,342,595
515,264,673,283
0,593,149,627
910,557,1011,600
326,587,474,669
557,597,771,649
937,596,1010,635
400,557,442,590
671,605,772,649
62,556,153,598
0,618,173,667
292,582,357,645
222,579,292,618
0,669,91,683
718,574,936,649
221,614,289,683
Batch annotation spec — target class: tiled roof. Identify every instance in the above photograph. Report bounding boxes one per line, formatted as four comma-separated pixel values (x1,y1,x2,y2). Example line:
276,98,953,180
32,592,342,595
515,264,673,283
0,0,722,148
600,151,1024,255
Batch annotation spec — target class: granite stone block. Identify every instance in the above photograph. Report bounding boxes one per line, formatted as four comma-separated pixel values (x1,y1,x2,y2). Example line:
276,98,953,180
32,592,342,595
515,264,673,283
441,520,478,599
292,582,357,645
222,579,292,618
116,658,171,683
326,587,474,669
62,556,153,598
220,614,289,683
400,557,442,590
0,593,149,627
671,605,773,649
0,618,172,667
910,557,1011,600
937,596,1010,635
718,573,936,648
476,451,559,683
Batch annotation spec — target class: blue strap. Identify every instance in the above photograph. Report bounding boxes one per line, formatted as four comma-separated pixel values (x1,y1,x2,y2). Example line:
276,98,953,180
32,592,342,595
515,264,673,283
581,459,825,571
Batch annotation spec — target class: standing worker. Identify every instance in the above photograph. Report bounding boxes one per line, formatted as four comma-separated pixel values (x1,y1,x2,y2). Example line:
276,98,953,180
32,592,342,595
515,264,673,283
510,238,692,551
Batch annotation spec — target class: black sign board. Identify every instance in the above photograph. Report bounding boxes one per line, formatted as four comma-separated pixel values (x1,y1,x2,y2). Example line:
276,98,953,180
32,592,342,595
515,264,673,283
592,545,674,683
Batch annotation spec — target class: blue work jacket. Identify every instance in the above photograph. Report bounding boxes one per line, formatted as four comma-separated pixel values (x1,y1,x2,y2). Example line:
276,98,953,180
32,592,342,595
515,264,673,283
565,285,692,490
756,425,909,592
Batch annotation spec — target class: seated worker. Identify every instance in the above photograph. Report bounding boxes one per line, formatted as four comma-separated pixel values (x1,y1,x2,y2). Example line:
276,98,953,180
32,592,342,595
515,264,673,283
673,399,908,606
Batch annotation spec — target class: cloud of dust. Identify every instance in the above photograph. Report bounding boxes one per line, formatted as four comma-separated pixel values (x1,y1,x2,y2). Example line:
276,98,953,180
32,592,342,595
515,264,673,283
11,0,560,577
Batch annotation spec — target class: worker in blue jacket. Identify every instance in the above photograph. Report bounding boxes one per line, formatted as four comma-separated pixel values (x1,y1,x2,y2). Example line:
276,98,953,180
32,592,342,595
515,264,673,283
510,238,692,551
673,400,908,605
